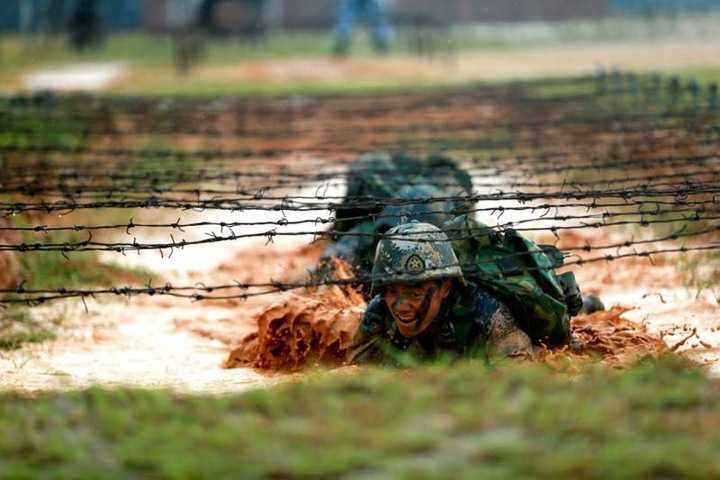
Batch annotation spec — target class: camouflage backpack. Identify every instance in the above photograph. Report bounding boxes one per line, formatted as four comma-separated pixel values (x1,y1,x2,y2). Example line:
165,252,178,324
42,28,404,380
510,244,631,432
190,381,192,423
443,215,583,347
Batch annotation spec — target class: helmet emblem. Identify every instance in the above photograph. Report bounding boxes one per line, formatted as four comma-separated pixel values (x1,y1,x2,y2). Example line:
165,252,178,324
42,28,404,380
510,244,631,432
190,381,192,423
405,254,425,273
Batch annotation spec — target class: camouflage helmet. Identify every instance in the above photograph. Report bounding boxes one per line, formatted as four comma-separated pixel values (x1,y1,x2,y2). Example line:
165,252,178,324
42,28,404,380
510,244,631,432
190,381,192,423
371,221,464,295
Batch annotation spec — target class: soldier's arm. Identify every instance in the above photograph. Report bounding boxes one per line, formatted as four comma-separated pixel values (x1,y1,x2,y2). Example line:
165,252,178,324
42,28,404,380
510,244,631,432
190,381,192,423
347,296,391,365
347,331,387,365
321,227,371,264
485,304,535,362
463,287,534,363
314,222,378,277
301,222,376,288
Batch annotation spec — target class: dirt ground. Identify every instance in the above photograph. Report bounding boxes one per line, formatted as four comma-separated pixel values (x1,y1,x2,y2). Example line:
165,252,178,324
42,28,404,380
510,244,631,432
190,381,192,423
12,38,720,94
2,45,719,394
189,38,720,85
1,190,717,394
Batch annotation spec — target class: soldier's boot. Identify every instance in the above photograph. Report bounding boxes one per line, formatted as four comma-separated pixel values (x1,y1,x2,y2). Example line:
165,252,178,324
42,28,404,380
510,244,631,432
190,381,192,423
580,294,605,315
556,313,582,353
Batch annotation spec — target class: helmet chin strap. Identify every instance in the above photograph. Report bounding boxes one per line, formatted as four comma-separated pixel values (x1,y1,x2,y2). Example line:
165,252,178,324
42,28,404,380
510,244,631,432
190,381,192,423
412,285,437,331
429,283,457,346
432,293,452,324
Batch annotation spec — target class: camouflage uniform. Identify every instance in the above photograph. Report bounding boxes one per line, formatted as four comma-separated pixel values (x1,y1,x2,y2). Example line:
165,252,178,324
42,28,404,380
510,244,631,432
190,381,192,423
350,282,535,366
315,153,473,286
321,183,457,276
322,156,597,361
347,222,534,366
333,152,473,234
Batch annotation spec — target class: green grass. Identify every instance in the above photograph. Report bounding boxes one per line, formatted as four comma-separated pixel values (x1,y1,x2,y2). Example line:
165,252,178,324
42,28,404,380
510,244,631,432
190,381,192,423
14,249,149,292
0,356,718,478
0,220,156,349
114,73,475,97
3,204,154,294
0,30,379,91
521,71,719,106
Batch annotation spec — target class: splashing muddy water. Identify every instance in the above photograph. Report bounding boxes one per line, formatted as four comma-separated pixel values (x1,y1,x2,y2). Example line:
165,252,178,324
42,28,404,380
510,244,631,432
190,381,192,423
1,169,718,394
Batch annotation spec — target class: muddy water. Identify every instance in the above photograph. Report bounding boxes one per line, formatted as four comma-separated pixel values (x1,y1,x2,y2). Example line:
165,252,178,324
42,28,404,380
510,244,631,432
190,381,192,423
220,173,718,374
0,179,346,394
2,172,718,394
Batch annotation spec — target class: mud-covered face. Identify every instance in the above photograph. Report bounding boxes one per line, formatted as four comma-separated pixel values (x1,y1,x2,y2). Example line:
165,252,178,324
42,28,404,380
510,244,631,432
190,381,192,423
384,280,453,338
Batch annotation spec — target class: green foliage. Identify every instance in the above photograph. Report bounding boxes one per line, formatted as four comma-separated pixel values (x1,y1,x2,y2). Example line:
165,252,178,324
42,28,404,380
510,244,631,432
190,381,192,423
0,357,718,478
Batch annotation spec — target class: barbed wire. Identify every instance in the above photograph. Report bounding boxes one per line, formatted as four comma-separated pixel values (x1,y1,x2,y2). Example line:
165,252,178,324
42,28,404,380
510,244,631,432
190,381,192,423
0,214,717,254
2,182,718,217
2,151,718,191
1,243,718,307
1,202,716,236
1,72,719,306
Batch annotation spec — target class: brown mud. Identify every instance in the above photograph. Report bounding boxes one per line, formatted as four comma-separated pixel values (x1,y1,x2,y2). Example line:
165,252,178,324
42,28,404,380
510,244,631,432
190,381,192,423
221,294,673,373
201,233,717,377
1,207,717,393
223,288,365,371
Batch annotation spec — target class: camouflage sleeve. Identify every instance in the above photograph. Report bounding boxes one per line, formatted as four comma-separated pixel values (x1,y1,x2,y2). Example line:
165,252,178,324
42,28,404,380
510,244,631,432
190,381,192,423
485,303,535,362
320,222,378,269
306,222,378,285
347,296,391,365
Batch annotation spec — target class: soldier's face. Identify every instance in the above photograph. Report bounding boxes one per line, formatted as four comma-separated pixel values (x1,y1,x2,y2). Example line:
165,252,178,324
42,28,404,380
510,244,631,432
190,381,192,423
384,280,453,338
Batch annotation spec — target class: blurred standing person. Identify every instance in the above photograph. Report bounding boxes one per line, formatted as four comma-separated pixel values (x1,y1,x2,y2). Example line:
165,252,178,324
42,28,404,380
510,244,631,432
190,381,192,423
68,0,104,52
334,0,392,56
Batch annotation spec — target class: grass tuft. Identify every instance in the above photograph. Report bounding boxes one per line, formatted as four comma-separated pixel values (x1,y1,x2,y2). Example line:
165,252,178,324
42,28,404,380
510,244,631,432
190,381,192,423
0,356,719,478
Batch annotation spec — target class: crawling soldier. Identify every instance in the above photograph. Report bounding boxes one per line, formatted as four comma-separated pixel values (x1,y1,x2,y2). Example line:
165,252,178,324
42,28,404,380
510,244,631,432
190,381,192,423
310,152,473,294
348,221,535,366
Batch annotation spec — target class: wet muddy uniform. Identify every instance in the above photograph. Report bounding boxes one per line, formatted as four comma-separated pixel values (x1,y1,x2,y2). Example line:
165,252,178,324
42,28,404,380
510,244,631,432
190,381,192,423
349,282,534,366
317,153,473,283
333,153,473,235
